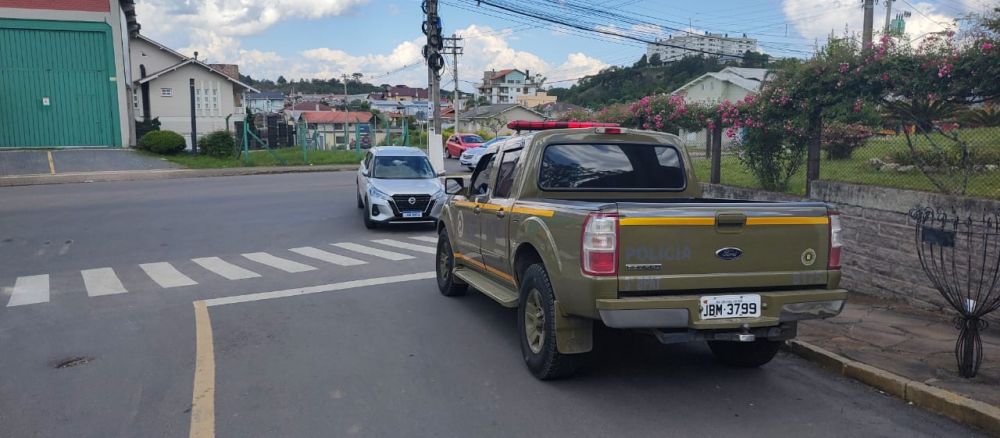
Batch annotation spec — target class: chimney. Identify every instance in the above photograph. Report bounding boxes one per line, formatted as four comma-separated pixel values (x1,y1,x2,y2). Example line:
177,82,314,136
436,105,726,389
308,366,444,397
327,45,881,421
209,64,240,80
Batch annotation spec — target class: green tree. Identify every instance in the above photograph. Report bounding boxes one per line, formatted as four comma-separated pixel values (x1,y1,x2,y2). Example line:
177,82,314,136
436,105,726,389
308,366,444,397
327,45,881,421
276,75,287,85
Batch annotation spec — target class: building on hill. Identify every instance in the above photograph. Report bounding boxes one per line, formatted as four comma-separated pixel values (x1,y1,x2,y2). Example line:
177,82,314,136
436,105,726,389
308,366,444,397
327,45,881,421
478,69,543,105
648,32,758,63
672,67,769,148
370,85,429,101
130,34,258,148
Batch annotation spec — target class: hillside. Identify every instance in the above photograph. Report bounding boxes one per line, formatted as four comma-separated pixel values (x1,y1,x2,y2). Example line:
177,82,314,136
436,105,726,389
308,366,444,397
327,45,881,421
548,53,769,108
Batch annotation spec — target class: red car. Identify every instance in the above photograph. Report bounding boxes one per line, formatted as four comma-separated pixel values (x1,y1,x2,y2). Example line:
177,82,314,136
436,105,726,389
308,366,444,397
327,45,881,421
445,134,484,159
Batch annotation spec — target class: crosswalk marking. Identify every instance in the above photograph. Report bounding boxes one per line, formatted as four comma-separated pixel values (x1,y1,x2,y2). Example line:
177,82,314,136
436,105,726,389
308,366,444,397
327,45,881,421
82,268,128,296
410,236,439,244
331,242,415,261
242,252,316,273
7,275,50,307
372,239,436,254
140,262,198,288
289,247,367,266
192,257,261,280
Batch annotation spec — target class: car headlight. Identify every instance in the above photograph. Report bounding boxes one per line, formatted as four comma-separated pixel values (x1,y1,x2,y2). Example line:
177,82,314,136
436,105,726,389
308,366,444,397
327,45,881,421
368,185,391,200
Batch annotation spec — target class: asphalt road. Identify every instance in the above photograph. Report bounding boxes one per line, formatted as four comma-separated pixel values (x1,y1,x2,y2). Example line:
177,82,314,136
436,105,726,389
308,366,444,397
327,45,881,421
0,165,982,438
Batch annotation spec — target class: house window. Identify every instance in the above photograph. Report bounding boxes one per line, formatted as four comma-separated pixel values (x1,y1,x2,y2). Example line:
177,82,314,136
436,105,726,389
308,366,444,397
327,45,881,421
161,88,172,97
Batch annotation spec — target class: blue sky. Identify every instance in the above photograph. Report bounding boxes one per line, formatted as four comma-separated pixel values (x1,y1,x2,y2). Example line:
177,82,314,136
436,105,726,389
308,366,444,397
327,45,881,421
136,0,988,90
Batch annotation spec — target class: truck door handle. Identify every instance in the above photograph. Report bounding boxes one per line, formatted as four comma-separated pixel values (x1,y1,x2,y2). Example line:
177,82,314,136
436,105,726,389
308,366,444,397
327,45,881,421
496,209,505,218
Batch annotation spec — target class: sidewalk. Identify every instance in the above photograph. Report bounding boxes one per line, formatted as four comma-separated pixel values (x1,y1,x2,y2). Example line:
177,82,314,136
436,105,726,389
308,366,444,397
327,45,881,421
0,164,357,187
793,292,1000,432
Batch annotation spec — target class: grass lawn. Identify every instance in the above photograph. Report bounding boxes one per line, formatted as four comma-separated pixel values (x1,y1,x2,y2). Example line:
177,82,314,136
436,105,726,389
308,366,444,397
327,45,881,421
150,147,366,169
690,126,1000,199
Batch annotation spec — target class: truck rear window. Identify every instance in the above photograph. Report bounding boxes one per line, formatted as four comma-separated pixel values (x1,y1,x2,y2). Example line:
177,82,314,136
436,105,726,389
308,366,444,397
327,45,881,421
538,144,685,190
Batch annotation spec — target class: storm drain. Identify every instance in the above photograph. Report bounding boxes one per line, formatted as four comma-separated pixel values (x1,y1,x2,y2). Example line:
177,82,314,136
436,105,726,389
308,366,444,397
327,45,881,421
53,356,93,369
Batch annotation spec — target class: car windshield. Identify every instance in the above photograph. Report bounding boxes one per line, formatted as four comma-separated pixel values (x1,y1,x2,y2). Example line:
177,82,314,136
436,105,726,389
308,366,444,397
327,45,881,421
461,135,484,143
372,155,436,179
479,137,508,148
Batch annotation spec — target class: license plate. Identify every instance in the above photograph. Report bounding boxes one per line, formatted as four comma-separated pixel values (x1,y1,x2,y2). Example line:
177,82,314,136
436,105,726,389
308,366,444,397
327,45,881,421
402,211,423,218
699,294,761,320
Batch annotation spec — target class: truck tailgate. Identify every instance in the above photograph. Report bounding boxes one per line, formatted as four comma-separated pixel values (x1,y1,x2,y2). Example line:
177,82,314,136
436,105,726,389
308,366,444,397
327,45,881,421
616,202,831,293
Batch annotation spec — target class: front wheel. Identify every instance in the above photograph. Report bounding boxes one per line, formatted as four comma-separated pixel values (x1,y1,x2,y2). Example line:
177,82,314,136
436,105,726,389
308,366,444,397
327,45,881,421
518,264,586,380
707,339,782,367
356,184,364,208
436,229,467,296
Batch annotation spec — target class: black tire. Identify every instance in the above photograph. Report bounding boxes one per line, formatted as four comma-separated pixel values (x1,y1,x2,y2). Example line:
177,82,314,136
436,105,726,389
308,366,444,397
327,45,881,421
362,198,378,229
707,339,782,367
436,229,467,296
356,184,364,208
518,263,586,380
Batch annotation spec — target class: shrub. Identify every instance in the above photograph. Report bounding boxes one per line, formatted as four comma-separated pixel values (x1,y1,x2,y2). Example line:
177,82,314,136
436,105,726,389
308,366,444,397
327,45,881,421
888,145,1000,168
138,130,186,155
198,130,237,157
821,123,874,159
475,129,494,141
734,128,807,192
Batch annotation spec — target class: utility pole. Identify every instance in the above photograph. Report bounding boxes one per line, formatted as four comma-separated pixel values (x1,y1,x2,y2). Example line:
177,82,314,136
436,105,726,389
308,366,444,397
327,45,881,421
423,0,445,173
883,0,894,37
862,0,875,47
442,34,463,135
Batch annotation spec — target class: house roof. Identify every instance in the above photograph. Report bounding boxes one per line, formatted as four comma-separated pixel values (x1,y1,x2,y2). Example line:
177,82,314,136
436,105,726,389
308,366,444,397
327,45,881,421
299,111,372,124
133,35,259,93
248,91,284,100
290,102,333,111
671,67,769,97
459,104,544,121
489,69,518,80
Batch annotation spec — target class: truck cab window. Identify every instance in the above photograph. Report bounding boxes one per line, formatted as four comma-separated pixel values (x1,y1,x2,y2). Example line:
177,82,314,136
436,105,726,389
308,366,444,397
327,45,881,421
493,149,522,198
469,153,496,196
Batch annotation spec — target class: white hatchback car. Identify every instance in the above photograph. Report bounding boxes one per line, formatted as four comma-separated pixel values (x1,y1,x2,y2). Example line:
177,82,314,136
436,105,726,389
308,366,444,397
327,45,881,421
356,147,446,228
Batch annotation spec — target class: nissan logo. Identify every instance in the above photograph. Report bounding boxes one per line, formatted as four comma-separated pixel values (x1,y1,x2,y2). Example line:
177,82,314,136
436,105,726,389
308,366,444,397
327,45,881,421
408,197,417,205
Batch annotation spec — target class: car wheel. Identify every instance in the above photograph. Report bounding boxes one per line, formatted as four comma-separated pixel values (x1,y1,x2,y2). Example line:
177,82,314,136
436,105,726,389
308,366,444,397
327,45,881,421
436,229,467,297
707,339,782,367
356,184,364,208
518,263,586,380
362,198,378,229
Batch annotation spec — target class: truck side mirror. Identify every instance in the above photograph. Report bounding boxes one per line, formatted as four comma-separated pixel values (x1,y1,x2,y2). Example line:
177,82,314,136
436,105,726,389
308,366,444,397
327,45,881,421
445,177,465,195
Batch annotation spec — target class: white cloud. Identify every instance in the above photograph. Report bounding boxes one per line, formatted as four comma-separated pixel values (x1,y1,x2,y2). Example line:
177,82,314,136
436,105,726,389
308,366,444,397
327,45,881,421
782,0,957,43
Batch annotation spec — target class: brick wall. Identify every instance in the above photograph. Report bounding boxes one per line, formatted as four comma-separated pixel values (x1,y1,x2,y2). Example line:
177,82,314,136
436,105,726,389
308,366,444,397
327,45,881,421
701,181,1000,323
0,0,110,12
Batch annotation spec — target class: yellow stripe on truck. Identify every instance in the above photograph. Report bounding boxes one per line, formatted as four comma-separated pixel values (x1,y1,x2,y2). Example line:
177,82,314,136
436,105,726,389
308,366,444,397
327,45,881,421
620,216,828,226
511,206,555,217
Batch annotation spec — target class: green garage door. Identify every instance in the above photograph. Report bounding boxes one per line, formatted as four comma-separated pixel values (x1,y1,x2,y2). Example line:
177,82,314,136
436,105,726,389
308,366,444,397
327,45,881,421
0,20,120,148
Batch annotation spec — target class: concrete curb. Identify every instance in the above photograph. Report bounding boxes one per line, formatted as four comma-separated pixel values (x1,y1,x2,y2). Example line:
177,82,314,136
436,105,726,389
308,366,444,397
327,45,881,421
0,165,358,187
784,340,1000,436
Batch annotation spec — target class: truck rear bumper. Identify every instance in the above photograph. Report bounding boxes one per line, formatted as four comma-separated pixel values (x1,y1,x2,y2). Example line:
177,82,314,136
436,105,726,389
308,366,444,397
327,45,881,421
596,289,847,330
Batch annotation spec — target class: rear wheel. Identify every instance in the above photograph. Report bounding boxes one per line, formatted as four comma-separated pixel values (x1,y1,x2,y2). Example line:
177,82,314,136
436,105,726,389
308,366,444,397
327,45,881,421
518,264,586,380
436,229,467,296
707,339,782,367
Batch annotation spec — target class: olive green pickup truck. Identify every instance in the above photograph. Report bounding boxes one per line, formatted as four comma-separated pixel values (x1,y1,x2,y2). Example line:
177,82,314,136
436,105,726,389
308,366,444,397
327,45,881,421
435,122,847,380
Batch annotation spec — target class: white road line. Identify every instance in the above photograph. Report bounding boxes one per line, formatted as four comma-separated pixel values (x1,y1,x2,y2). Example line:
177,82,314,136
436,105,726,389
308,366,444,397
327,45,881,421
81,268,128,296
7,275,50,307
140,262,198,288
242,252,316,273
192,257,261,280
203,271,435,307
372,239,436,254
289,247,367,266
331,242,415,261
410,236,439,244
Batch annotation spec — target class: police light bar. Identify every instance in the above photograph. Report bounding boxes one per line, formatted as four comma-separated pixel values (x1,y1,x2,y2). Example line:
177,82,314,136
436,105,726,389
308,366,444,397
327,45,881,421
507,120,621,131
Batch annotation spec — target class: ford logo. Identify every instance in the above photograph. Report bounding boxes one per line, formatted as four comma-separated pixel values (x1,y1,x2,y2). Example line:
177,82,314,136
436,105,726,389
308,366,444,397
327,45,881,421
408,197,417,205
716,247,743,261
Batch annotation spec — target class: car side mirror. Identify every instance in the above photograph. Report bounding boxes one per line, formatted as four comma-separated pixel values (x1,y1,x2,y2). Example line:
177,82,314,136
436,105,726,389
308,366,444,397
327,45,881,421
445,177,464,195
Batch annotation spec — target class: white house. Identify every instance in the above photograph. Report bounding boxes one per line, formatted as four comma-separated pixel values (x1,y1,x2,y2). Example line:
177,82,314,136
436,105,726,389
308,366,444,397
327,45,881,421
672,67,768,147
458,104,546,136
477,69,543,105
247,91,284,113
130,35,258,147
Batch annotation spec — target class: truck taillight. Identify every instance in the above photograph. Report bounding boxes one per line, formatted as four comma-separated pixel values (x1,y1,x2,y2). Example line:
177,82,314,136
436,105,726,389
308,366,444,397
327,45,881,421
582,213,618,276
828,211,842,269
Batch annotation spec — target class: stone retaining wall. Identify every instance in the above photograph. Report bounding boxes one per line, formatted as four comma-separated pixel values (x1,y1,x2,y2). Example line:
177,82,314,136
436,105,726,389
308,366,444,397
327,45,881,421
700,181,1000,323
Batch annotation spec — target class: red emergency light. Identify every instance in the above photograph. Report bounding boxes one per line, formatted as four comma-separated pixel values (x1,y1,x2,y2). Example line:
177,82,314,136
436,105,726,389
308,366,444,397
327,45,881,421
507,120,621,131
